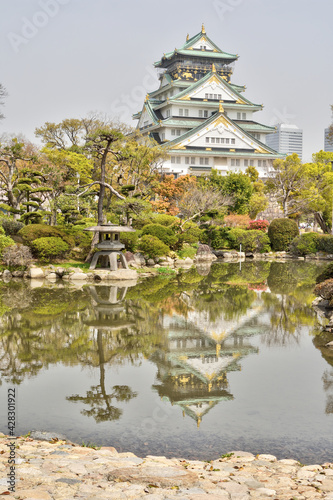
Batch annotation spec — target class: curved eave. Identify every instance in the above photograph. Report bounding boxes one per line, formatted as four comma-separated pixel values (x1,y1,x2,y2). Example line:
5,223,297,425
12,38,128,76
152,99,262,112
168,71,259,107
166,112,281,155
154,49,238,67
168,148,284,158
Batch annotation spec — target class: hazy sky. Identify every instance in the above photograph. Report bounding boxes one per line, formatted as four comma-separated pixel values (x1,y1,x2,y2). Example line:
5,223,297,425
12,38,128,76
1,0,332,161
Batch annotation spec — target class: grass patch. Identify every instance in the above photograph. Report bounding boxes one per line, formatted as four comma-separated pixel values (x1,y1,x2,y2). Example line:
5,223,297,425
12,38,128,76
157,266,176,276
177,245,197,260
81,441,101,450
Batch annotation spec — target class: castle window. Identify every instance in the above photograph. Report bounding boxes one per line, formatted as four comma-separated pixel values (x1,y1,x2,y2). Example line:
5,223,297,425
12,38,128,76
171,129,176,136
171,157,175,164
165,109,171,118
205,93,208,99
205,137,209,143
191,157,196,165
237,112,241,119
258,160,262,167
221,138,225,144
263,160,267,167
205,158,209,165
185,157,190,164
204,110,208,118
231,138,235,144
216,137,220,144
176,157,181,164
176,129,181,136
184,109,189,117
244,159,248,167
211,137,215,144
231,159,235,166
242,113,246,120
225,138,230,144
236,159,240,166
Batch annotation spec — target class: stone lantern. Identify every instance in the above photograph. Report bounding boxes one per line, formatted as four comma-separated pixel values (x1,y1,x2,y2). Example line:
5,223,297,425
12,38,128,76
84,224,135,271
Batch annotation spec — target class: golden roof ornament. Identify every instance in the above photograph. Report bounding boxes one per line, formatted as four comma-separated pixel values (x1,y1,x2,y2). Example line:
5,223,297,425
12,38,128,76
145,94,149,102
212,63,216,73
186,33,189,41
219,101,224,113
201,23,206,34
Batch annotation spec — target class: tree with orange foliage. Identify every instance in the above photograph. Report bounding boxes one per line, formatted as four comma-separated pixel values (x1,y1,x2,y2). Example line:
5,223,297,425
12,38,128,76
151,174,197,215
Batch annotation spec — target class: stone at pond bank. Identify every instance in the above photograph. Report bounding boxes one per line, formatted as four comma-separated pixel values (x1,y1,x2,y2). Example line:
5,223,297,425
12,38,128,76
195,244,217,261
28,267,45,279
1,434,333,500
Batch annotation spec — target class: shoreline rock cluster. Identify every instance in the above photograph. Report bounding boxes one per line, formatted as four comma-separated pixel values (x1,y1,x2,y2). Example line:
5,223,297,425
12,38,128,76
1,433,333,499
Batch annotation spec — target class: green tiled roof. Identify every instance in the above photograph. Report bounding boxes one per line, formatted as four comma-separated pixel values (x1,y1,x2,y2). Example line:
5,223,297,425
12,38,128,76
166,110,281,156
154,29,238,66
237,121,276,132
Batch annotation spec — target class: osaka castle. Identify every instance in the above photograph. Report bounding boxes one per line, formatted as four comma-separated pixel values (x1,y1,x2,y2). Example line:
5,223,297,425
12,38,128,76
133,25,284,178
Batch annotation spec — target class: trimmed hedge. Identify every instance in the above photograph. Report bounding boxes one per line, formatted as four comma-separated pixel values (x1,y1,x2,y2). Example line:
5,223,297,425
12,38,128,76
208,227,232,250
228,228,271,253
152,214,179,227
289,232,319,256
317,234,333,254
18,224,75,248
141,224,178,248
268,218,299,251
120,231,139,253
32,237,69,261
139,235,169,259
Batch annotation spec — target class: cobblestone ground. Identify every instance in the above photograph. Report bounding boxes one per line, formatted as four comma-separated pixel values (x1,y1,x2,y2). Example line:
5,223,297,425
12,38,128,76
1,433,333,499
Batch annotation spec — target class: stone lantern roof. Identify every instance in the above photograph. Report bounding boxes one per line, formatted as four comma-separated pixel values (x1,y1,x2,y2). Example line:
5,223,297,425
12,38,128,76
84,224,136,233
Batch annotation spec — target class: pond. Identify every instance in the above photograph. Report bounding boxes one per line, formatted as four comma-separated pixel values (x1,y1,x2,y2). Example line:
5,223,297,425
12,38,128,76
0,260,333,464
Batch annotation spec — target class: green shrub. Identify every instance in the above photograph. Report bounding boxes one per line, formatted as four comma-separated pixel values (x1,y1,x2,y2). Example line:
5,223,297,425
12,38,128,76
0,234,15,257
316,263,333,284
32,237,69,261
57,226,92,249
141,224,178,248
317,234,333,254
18,224,75,248
0,218,24,236
228,228,271,253
208,227,232,250
152,214,179,227
178,222,203,246
268,218,299,251
139,235,169,259
289,232,319,256
120,231,139,252
2,244,32,268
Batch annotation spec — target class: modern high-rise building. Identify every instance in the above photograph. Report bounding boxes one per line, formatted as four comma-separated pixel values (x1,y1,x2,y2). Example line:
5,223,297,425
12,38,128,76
265,123,303,160
324,127,333,152
133,26,284,178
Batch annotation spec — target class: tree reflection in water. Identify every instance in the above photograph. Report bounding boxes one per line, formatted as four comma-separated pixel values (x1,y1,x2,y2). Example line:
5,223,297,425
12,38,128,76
0,260,328,428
